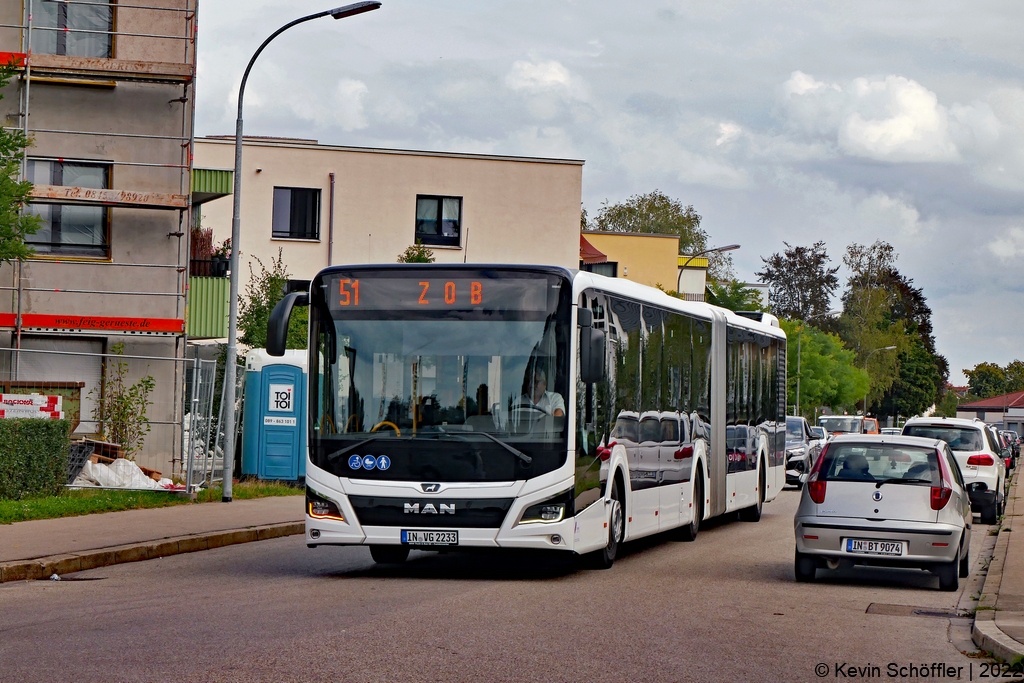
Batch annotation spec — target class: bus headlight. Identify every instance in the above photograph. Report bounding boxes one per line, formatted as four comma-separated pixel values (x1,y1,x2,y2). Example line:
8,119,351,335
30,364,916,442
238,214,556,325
518,489,573,526
306,487,345,522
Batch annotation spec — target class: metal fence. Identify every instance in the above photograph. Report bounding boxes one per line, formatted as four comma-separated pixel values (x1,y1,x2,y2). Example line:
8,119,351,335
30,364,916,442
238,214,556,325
182,355,243,492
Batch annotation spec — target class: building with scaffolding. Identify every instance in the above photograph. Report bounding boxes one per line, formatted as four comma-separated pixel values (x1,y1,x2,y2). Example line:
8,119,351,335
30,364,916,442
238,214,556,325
0,0,203,477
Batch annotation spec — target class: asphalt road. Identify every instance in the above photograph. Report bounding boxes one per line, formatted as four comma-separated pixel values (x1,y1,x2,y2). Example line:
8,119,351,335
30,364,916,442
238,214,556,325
0,488,994,682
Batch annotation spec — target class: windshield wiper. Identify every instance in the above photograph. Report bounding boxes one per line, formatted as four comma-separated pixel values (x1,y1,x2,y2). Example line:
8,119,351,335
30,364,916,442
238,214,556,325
325,436,383,462
434,428,532,465
875,477,931,488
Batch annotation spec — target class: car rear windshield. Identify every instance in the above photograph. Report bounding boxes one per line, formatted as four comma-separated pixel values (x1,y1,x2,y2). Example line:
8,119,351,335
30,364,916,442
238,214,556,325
818,443,940,484
902,425,984,452
819,416,861,432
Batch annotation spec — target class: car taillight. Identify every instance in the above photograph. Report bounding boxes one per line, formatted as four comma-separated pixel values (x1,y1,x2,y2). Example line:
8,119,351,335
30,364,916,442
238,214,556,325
931,447,953,511
674,445,694,460
807,442,829,504
967,454,994,466
597,441,616,461
930,486,952,510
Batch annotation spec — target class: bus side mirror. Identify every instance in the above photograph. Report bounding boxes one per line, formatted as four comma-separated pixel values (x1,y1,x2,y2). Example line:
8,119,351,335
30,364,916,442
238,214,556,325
578,309,606,384
267,291,309,356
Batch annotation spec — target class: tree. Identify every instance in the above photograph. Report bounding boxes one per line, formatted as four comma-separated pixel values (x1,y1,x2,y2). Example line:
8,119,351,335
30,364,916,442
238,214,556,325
238,249,307,350
91,343,155,459
876,339,944,419
0,63,41,263
756,241,839,321
780,319,869,417
933,388,962,418
589,190,734,280
705,280,765,312
397,242,435,263
1005,360,1024,393
964,362,1008,399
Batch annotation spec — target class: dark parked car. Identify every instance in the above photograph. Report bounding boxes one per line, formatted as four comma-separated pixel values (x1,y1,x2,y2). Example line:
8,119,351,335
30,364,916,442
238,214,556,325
785,416,823,488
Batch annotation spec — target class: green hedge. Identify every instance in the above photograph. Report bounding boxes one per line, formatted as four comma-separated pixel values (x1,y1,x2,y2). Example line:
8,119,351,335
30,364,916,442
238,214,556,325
0,419,71,500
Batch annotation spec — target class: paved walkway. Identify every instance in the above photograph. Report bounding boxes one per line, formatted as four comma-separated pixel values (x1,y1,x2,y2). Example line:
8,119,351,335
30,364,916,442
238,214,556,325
974,473,1024,662
1,495,304,562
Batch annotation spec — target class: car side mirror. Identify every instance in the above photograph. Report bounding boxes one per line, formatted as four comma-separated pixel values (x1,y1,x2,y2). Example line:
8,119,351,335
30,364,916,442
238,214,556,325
578,308,606,384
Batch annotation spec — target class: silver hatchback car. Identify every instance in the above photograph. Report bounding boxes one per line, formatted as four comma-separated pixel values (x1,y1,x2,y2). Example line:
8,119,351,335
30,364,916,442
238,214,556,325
794,434,972,591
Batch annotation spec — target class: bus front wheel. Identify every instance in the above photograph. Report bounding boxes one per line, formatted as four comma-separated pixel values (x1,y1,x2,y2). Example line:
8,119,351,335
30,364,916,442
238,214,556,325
587,478,624,570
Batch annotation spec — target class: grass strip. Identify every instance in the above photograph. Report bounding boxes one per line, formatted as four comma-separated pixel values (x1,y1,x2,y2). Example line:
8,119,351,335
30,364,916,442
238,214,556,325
0,480,302,524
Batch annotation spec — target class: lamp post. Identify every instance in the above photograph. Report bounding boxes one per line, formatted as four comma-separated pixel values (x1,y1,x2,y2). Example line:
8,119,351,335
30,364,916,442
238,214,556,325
794,309,841,417
220,2,382,502
863,345,897,415
677,243,740,292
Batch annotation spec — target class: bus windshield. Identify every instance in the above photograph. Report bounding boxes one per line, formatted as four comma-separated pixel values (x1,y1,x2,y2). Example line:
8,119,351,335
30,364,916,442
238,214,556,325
309,268,572,482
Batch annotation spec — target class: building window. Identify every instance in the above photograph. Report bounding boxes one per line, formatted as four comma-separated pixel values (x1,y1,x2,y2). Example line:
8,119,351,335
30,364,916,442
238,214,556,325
272,187,320,240
582,262,618,277
33,0,113,58
26,159,110,257
415,195,462,247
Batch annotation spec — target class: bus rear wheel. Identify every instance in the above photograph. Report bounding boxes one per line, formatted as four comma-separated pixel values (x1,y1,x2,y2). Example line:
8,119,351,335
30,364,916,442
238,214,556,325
676,472,702,542
739,461,766,522
588,478,624,570
370,545,410,564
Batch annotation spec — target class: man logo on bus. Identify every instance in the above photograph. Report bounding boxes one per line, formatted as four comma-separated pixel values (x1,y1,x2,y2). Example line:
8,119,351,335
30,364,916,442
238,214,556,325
404,502,455,514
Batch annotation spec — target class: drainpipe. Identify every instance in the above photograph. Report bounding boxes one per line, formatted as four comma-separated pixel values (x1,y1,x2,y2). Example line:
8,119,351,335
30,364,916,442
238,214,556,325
328,172,335,266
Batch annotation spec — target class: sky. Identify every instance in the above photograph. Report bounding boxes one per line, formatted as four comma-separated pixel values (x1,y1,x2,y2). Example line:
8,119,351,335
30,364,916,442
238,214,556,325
194,0,1024,384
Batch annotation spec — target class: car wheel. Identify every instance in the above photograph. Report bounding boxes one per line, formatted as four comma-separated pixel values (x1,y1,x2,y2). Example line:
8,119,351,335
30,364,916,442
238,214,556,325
959,547,970,578
981,502,999,525
676,472,703,542
795,550,816,583
588,477,624,569
937,559,959,592
369,545,410,564
740,461,766,522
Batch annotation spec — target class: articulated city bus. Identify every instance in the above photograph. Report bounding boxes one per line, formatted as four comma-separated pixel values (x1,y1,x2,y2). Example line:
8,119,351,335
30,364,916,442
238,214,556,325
267,264,787,568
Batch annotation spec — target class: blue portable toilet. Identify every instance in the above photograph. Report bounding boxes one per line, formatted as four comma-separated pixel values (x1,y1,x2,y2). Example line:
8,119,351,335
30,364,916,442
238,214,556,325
241,349,307,481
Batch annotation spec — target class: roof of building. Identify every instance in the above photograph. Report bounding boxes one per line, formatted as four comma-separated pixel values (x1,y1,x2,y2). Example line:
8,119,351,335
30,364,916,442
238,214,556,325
197,136,585,166
582,230,679,240
958,390,1024,410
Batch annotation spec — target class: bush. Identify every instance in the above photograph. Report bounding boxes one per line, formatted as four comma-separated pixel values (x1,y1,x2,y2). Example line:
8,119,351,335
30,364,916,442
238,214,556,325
0,419,71,500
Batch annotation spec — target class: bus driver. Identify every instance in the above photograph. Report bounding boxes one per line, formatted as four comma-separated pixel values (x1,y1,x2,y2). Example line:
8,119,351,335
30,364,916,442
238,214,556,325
518,368,565,417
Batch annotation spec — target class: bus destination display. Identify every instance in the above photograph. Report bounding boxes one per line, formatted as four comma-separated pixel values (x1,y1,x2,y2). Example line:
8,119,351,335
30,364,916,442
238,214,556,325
327,276,551,312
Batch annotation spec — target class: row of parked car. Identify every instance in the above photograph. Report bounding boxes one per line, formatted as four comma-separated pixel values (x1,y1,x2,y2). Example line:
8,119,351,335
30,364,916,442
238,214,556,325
788,415,1020,591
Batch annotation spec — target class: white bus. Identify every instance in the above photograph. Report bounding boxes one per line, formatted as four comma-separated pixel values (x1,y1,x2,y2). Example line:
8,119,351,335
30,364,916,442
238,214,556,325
267,264,787,568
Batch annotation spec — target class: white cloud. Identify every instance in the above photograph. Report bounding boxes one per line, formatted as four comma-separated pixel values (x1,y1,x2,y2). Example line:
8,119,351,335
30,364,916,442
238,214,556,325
782,70,835,97
506,60,574,93
856,192,932,238
838,76,959,162
987,227,1024,261
716,122,742,146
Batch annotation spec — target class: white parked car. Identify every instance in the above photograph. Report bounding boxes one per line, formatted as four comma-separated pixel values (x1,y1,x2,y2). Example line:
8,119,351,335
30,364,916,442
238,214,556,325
794,434,972,591
902,417,1007,524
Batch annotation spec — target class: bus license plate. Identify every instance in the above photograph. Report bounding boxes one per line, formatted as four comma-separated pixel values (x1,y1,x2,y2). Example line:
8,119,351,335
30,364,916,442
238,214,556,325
401,530,458,546
845,538,904,556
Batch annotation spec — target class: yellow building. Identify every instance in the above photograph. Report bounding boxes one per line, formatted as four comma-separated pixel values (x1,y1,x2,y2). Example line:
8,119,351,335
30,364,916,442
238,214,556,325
580,231,680,290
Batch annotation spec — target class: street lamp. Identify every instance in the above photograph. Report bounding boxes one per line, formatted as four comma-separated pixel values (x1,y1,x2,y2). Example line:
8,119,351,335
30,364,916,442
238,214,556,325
677,243,740,291
220,2,382,502
863,345,897,415
794,310,840,417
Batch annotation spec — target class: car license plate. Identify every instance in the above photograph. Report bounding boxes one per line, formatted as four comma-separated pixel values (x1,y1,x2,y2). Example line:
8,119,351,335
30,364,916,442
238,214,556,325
401,530,458,546
845,538,904,556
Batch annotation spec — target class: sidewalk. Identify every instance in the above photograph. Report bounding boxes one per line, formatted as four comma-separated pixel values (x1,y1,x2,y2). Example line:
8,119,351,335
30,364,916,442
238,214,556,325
974,474,1024,662
0,495,305,582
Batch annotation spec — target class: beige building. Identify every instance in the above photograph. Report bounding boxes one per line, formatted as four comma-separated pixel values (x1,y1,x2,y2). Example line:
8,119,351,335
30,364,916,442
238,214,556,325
193,137,584,286
0,1,198,475
579,230,681,290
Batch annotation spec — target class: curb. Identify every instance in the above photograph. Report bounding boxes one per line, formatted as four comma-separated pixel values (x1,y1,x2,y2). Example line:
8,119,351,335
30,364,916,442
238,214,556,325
0,521,304,583
973,475,1023,662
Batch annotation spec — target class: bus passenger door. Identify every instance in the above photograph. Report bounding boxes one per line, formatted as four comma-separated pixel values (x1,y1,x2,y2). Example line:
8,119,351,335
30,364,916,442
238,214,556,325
659,413,685,529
